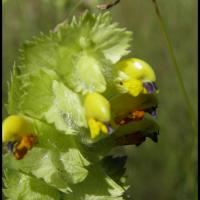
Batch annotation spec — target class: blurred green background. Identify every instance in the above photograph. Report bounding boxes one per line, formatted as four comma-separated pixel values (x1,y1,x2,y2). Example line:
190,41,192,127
3,0,197,199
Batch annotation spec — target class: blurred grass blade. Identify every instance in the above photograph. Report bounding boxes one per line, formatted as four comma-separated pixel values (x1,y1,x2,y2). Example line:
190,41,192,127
151,0,197,135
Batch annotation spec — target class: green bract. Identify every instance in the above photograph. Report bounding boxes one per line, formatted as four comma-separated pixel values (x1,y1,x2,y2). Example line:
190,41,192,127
3,11,159,200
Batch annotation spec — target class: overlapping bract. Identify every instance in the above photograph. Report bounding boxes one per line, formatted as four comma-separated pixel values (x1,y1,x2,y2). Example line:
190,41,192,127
3,11,159,200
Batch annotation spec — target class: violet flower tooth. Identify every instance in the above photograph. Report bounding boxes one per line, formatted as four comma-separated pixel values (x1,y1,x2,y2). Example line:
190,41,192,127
143,82,154,93
151,110,157,118
105,123,114,134
7,141,14,153
145,106,157,118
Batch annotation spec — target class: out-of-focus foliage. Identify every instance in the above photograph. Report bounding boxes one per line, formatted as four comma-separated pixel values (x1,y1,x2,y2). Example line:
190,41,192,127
3,0,197,199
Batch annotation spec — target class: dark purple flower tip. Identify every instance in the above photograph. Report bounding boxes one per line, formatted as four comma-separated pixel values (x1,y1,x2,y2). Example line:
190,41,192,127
151,110,157,118
145,106,157,117
7,141,15,153
143,82,154,93
143,82,158,93
105,123,114,134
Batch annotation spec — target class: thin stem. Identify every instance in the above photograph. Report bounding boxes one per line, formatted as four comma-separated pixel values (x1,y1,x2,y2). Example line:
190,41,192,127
151,0,197,135
151,1,197,199
67,0,84,20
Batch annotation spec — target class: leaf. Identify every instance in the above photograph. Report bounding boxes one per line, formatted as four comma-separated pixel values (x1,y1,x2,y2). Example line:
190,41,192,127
101,155,128,187
61,52,107,94
7,66,58,116
7,64,24,115
3,169,61,200
8,69,87,134
69,11,132,63
44,80,87,134
19,34,59,75
3,149,71,194
63,164,125,200
3,121,90,193
20,69,59,118
17,11,132,94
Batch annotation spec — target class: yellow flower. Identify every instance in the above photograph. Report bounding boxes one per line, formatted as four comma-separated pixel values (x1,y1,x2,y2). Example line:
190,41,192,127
84,92,111,139
88,118,108,139
115,58,158,97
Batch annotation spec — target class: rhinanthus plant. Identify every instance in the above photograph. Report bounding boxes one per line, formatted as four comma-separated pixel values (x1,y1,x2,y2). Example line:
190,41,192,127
3,11,159,200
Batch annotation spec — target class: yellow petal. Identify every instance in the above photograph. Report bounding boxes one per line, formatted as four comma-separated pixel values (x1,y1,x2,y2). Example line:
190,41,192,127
123,79,144,97
88,118,100,139
99,123,108,134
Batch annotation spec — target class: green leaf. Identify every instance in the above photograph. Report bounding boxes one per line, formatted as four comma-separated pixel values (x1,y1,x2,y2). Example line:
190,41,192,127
101,155,128,187
7,64,24,114
63,164,125,200
19,34,59,75
7,66,58,117
3,169,61,200
3,121,90,193
61,52,107,94
44,80,87,134
3,149,71,194
17,11,132,94
8,69,87,134
21,69,59,118
69,11,132,63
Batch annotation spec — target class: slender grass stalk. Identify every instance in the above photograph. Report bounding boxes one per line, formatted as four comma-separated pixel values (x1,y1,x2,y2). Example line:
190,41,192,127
151,0,197,135
151,1,197,199
67,0,84,20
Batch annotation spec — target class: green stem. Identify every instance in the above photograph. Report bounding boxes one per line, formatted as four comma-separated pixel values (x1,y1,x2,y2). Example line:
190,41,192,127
151,0,197,135
67,0,84,20
151,1,197,199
